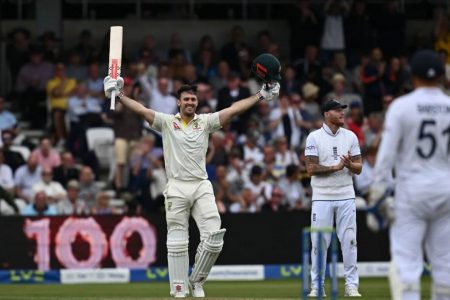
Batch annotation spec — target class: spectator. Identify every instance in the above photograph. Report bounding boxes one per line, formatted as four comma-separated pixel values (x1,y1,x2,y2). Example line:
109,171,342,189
6,27,31,88
293,44,322,83
210,165,231,213
1,130,25,173
149,77,178,115
206,131,228,168
165,32,192,64
32,166,67,204
78,165,100,208
360,47,386,115
244,165,272,207
278,164,307,210
31,136,62,169
209,60,231,96
374,0,406,60
15,46,54,128
46,62,77,146
384,56,408,97
225,149,246,200
344,0,376,67
65,50,88,82
91,191,116,215
67,81,103,154
287,1,322,61
354,147,376,199
319,0,349,65
38,30,61,63
434,10,450,62
363,111,384,151
228,187,259,213
345,101,365,147
86,62,104,101
301,82,322,122
331,53,356,92
128,135,162,213
134,34,162,67
280,65,301,96
56,179,88,215
71,29,96,64
0,96,18,134
21,191,57,216
196,83,217,112
217,72,252,134
325,73,362,109
14,154,42,203
220,25,253,73
0,148,19,214
268,94,303,149
195,49,218,83
182,63,199,85
112,79,144,191
261,144,283,184
274,136,300,176
52,151,80,187
261,187,289,212
240,130,264,171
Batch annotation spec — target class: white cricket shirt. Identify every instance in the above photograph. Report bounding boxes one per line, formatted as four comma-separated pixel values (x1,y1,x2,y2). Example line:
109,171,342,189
305,124,361,200
373,87,450,196
149,112,222,181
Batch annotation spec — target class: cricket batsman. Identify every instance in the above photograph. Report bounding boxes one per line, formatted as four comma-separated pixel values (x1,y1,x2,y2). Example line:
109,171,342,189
104,53,281,298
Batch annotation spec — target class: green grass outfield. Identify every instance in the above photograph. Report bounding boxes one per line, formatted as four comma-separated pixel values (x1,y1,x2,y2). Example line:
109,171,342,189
0,277,431,300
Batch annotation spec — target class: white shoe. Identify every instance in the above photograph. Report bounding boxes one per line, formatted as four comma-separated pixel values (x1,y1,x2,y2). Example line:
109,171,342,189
190,282,205,298
308,288,326,297
345,286,362,297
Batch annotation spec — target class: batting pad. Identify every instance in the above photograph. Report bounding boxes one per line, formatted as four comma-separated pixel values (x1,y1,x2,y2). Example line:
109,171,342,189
190,228,226,284
389,261,420,300
167,226,189,297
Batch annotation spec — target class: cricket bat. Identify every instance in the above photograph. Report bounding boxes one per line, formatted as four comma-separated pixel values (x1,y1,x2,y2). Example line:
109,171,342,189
108,26,123,110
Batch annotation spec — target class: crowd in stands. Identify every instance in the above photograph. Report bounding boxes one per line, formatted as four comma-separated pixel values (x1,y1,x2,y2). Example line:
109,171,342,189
0,0,448,216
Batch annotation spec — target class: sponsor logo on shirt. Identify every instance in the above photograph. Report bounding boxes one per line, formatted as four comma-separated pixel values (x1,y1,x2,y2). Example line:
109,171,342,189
173,122,181,130
306,145,315,150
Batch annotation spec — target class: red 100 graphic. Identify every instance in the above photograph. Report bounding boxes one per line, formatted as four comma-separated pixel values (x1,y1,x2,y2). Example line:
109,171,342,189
24,217,157,271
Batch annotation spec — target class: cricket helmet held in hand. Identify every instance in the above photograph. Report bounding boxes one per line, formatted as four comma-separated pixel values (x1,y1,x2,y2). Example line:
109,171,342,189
251,53,282,83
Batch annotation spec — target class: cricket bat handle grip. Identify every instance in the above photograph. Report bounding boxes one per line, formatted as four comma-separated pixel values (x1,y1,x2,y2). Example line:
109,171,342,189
110,90,116,110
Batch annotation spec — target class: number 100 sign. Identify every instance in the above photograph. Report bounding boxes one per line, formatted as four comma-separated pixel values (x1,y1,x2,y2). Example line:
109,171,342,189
24,216,157,271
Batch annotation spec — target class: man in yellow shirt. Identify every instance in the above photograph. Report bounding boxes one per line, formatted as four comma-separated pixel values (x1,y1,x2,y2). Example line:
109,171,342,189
46,62,76,146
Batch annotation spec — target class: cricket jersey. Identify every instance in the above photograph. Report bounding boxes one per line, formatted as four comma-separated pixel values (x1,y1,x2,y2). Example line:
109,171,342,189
373,87,450,196
305,124,361,200
149,112,222,181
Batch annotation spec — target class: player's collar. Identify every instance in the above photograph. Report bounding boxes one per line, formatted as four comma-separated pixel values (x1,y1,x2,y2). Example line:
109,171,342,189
175,113,199,119
322,123,340,137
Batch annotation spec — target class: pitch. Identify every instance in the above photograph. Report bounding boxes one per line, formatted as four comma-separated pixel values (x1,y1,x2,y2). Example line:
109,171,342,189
0,278,431,299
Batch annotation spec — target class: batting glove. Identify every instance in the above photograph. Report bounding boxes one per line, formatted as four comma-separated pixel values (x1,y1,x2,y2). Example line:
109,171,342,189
103,76,124,99
257,82,280,101
366,183,395,232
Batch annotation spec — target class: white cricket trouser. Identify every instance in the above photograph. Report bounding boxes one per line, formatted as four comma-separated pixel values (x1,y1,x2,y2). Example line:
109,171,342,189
390,187,450,300
164,179,221,241
310,199,359,289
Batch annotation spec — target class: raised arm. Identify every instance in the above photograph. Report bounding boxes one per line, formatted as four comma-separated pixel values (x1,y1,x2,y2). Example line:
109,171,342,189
118,94,156,125
218,83,280,127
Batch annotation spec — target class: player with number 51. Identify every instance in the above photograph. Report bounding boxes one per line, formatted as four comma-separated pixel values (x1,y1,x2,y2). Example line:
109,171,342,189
369,49,450,300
